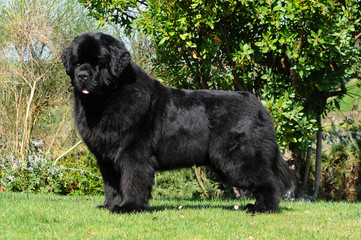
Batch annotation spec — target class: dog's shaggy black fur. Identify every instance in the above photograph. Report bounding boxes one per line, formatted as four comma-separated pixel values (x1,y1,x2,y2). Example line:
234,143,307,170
61,32,292,213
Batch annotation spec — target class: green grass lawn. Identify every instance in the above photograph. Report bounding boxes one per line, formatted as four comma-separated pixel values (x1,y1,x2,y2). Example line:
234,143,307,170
324,78,361,127
1,193,360,239
338,79,361,112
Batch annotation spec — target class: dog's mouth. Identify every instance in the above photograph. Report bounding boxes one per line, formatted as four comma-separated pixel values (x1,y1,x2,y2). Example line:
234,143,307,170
82,89,90,94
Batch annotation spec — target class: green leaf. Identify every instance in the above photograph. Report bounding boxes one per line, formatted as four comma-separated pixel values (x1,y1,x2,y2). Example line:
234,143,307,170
179,34,187,40
159,37,167,45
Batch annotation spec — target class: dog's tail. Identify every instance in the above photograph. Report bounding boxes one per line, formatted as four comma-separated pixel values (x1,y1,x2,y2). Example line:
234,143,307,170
276,151,294,194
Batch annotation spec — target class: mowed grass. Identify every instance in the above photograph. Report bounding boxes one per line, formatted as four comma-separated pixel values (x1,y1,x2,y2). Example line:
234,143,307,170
1,193,360,239
339,79,361,112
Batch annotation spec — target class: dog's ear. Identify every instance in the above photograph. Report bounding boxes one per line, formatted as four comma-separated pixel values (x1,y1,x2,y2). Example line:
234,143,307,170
61,45,73,76
109,40,131,77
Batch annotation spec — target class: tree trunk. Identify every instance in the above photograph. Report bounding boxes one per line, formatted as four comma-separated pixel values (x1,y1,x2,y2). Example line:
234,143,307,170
313,115,322,199
302,146,312,190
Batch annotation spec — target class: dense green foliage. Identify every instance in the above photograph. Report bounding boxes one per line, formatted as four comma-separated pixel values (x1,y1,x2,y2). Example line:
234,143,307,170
320,119,361,200
0,151,103,195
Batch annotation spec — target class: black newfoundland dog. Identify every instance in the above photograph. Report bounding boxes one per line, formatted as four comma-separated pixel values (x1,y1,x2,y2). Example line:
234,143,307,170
61,32,292,213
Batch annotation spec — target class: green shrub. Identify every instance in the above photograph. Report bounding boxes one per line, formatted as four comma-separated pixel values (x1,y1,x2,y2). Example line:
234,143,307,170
320,119,361,201
153,168,201,199
53,152,103,195
0,151,59,193
153,167,235,199
262,89,317,153
0,151,103,195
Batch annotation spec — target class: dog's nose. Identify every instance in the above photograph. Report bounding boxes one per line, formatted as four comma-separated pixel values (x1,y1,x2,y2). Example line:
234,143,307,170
77,71,89,80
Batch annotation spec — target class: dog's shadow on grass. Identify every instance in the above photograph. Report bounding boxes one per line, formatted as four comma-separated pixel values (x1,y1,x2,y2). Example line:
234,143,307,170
147,199,293,214
148,204,236,212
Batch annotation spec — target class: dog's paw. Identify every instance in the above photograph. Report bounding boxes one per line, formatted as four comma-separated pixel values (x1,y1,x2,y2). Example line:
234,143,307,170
96,204,108,209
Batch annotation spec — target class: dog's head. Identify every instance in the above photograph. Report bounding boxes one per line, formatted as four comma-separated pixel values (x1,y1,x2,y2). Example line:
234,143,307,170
61,32,131,97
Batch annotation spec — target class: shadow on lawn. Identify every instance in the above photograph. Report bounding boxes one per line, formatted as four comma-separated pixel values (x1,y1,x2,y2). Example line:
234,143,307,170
148,199,293,214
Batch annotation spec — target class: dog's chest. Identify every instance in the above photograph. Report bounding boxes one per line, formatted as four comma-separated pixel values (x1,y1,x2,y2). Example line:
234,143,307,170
75,105,121,145
75,101,145,156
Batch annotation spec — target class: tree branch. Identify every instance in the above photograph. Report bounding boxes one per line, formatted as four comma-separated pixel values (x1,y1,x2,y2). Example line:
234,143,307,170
53,140,83,166
355,32,361,40
218,20,245,90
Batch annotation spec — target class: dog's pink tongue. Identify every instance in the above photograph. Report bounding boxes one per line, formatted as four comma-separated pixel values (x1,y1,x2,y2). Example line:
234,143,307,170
82,89,90,94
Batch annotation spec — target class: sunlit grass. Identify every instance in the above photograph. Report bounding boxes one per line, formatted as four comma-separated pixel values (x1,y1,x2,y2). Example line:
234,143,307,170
338,79,361,112
1,193,360,239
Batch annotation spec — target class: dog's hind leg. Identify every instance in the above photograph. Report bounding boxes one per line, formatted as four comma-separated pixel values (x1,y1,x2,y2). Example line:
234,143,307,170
209,140,285,213
244,181,281,213
213,162,282,213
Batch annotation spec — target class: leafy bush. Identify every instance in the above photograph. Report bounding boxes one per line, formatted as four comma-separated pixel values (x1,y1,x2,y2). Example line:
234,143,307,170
153,168,202,199
262,89,317,153
0,151,60,193
153,166,235,199
320,119,361,201
53,152,103,195
0,151,103,195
